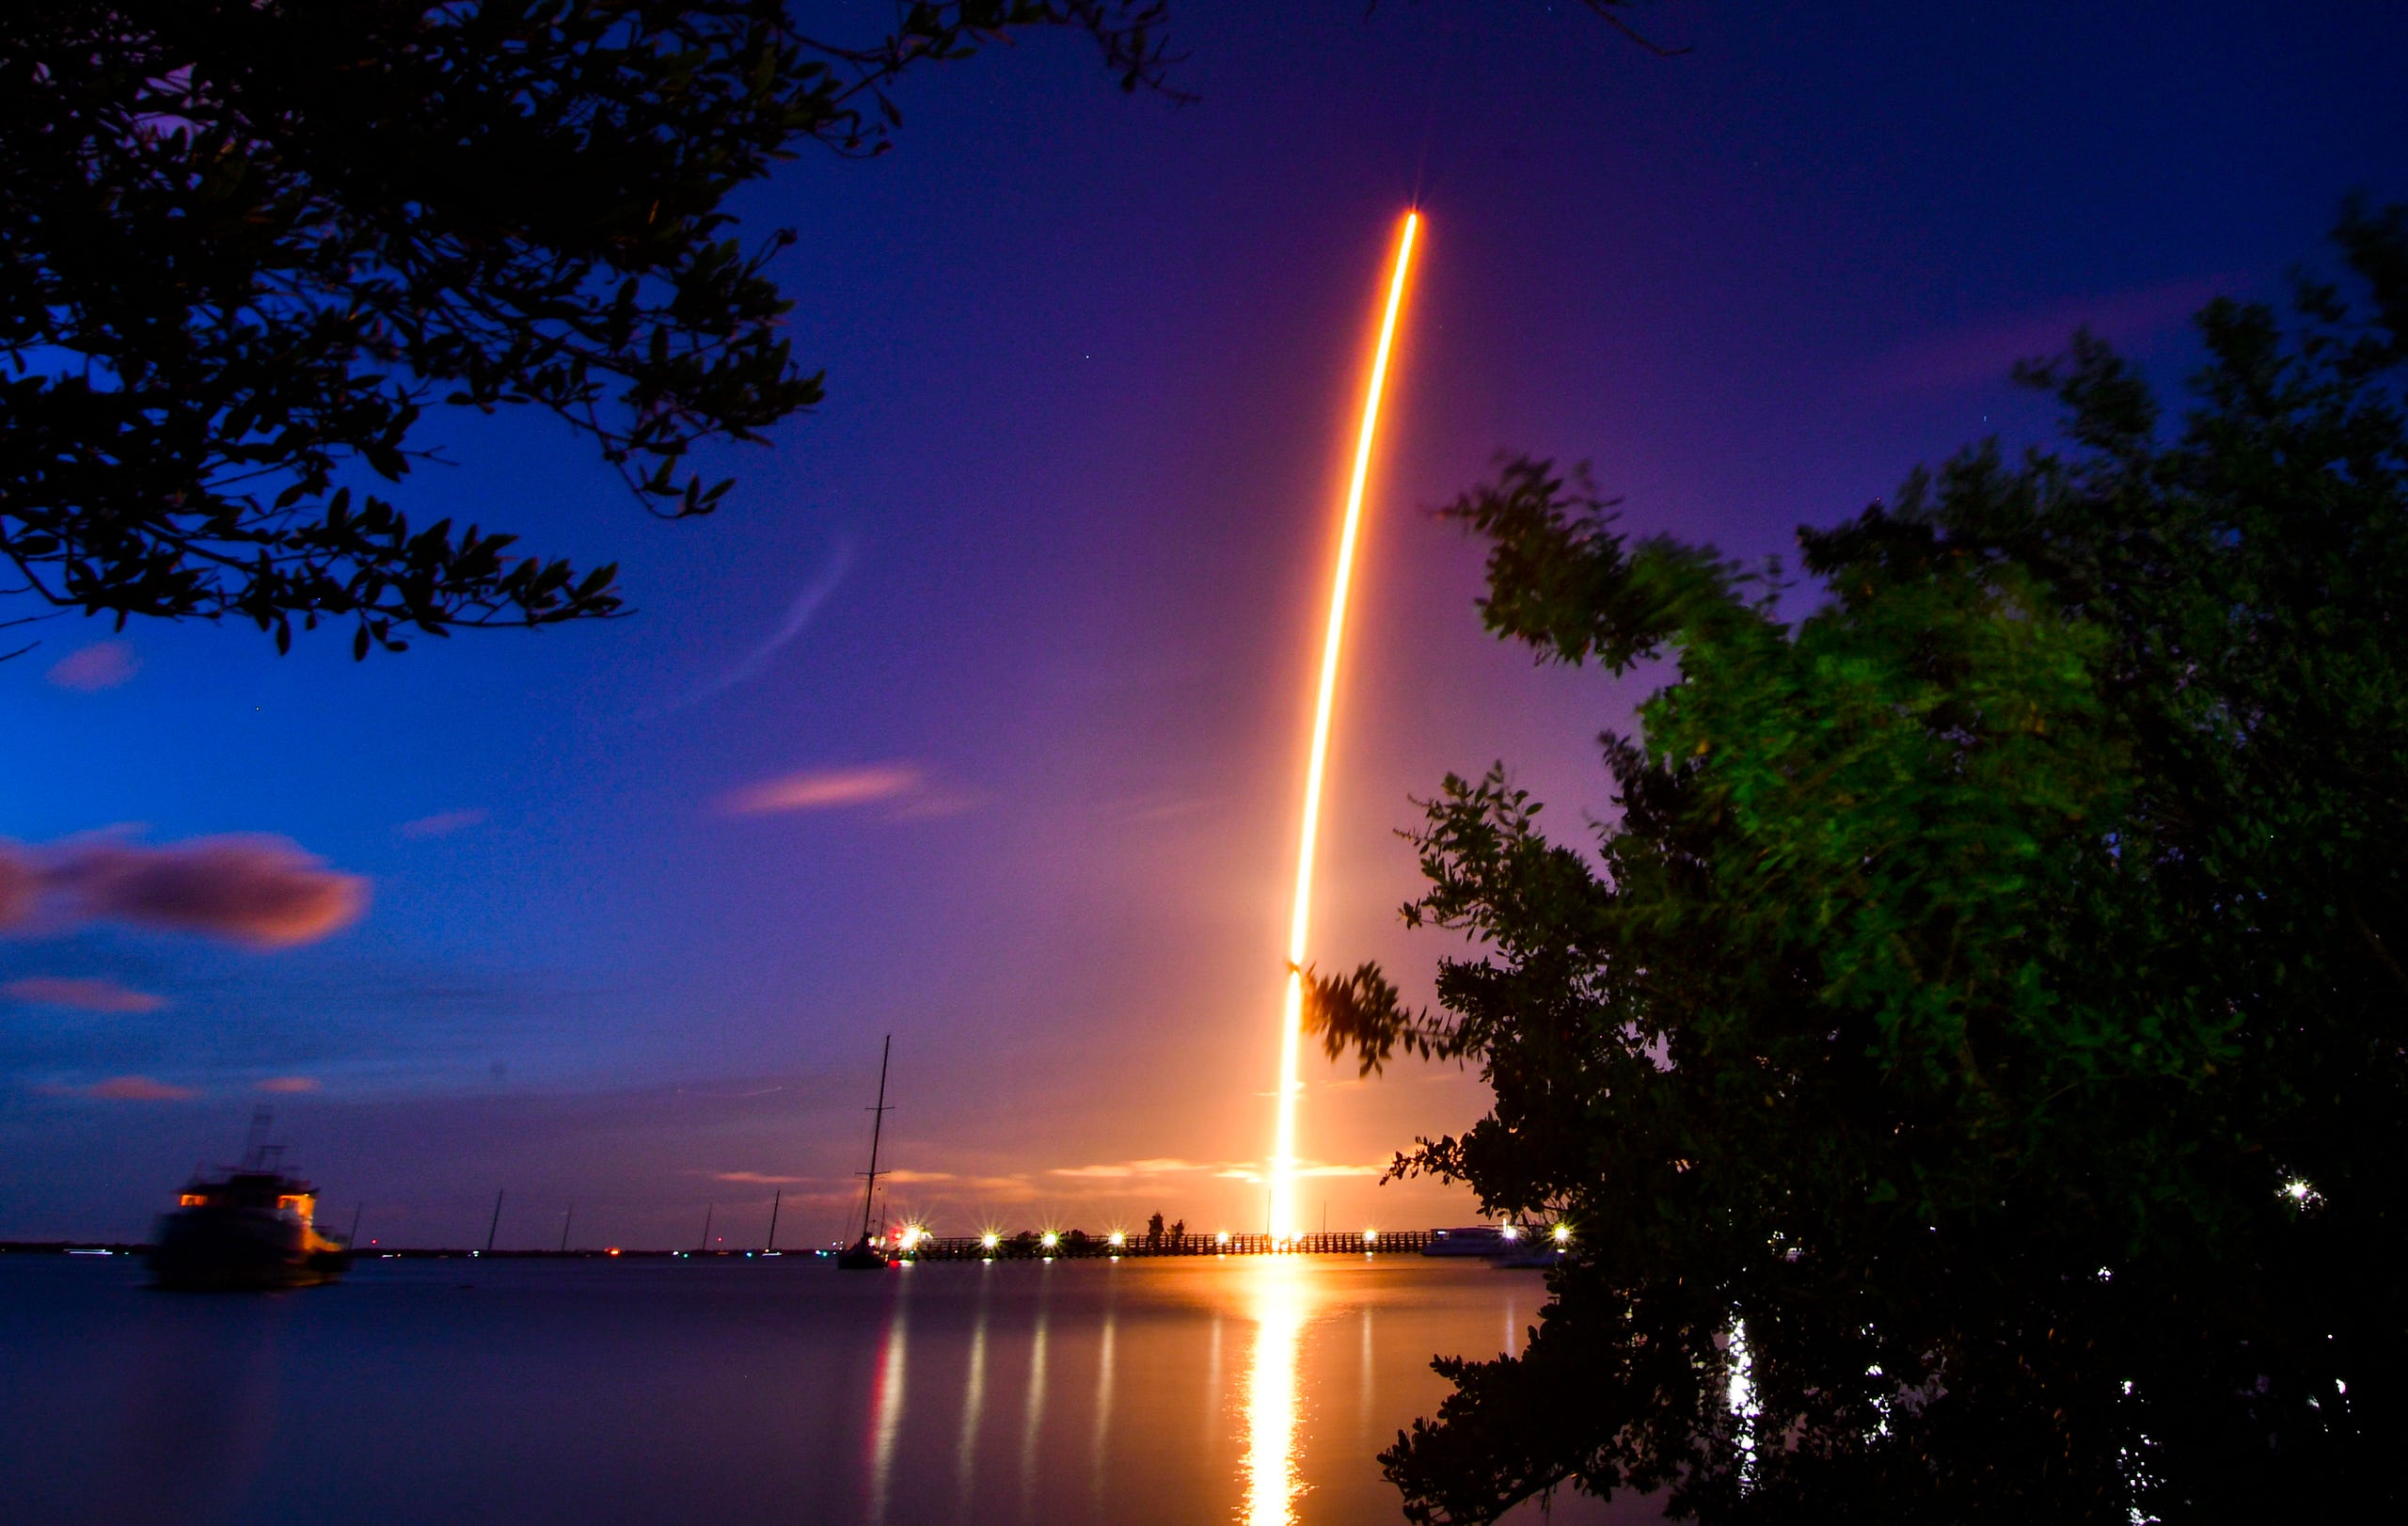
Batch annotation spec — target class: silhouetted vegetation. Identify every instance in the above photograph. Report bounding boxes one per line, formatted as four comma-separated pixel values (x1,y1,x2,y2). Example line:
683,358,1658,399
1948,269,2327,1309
0,1,1173,657
1308,202,2408,1521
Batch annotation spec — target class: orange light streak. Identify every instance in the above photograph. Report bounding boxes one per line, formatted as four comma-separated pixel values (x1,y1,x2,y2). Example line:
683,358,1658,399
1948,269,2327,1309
1269,211,1419,1244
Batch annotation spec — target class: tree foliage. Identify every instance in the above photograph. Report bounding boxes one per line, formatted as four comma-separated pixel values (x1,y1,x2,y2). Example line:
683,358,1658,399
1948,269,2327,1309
0,0,1172,657
1309,202,2408,1521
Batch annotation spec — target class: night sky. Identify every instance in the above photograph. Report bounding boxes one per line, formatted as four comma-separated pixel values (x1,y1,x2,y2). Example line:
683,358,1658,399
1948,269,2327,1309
6,0,2403,1248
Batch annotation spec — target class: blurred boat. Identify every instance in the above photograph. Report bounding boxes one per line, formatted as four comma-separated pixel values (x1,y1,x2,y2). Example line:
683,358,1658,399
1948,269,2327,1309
1420,1225,1515,1258
150,1115,349,1291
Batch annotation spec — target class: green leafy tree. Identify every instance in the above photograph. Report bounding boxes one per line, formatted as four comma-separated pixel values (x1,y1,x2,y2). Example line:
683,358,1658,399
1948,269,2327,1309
1308,202,2408,1521
0,0,1172,657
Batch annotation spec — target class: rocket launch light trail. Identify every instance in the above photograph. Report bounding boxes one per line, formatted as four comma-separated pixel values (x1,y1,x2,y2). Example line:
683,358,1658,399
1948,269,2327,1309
1268,211,1419,1245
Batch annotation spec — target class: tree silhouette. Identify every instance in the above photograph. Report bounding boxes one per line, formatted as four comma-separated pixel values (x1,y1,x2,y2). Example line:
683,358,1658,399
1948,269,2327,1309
0,1,1173,657
1311,203,2408,1521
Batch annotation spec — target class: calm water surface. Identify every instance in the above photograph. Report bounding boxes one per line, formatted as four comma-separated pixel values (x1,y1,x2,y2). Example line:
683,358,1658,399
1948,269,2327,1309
2,1254,1657,1524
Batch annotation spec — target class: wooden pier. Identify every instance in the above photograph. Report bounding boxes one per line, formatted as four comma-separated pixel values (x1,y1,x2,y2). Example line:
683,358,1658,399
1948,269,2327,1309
911,1229,1440,1261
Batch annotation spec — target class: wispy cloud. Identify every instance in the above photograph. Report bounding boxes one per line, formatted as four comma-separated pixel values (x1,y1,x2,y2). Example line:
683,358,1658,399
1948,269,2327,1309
1041,1156,1384,1187
85,1075,196,1101
720,763,925,816
686,539,855,707
711,1170,804,1184
3,976,166,1013
257,1076,320,1094
1866,276,2232,398
397,809,487,840
1,834,367,948
46,641,138,692
1212,1159,1387,1185
1049,1157,1221,1180
883,1168,1038,1200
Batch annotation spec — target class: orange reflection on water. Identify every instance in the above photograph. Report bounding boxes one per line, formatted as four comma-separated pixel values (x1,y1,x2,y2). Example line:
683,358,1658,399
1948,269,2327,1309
1241,1258,1314,1526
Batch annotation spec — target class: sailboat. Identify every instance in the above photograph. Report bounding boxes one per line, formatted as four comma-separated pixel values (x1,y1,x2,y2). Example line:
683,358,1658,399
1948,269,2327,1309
836,1036,895,1270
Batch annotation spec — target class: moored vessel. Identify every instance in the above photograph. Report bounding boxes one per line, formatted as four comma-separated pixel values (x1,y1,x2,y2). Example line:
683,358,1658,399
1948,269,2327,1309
838,1036,896,1270
1420,1224,1515,1258
150,1115,350,1291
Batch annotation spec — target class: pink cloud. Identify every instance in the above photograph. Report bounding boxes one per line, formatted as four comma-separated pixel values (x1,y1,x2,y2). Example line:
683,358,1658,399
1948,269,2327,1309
2,976,166,1013
86,1075,196,1101
257,1076,320,1093
0,846,39,926
46,641,138,692
883,1168,1038,1200
721,763,925,816
712,1170,804,1184
397,809,487,840
1049,1157,1220,1179
36,835,367,947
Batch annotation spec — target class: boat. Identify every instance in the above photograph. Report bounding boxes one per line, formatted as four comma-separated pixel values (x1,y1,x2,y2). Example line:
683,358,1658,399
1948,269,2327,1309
1420,1224,1517,1258
837,1036,896,1270
150,1113,350,1291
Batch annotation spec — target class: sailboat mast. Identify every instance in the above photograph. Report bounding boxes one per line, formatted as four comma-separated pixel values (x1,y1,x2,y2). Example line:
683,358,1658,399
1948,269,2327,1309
857,1035,892,1243
767,1188,782,1252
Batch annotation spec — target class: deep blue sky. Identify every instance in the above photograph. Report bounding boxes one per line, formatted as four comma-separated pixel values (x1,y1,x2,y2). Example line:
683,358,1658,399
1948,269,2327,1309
6,0,2403,1247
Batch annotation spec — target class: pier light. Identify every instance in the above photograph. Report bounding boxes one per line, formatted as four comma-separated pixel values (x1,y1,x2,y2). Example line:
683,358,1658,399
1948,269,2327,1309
1552,1223,1572,1246
1108,1231,1126,1248
1499,1223,1521,1242
1362,1228,1377,1243
1215,1231,1230,1246
980,1232,1000,1250
1041,1231,1060,1249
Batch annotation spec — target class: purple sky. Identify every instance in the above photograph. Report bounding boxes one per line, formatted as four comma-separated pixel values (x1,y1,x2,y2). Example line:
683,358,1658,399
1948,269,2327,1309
7,0,2405,1248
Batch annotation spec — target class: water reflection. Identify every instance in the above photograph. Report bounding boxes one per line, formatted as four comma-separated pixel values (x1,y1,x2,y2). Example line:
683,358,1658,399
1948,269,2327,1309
1090,1282,1118,1507
1019,1269,1051,1514
0,1256,1640,1526
1242,1257,1312,1526
956,1273,988,1513
869,1280,910,1523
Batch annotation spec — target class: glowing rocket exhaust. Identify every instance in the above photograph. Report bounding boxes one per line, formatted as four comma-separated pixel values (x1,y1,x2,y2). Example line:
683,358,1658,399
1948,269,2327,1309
1268,212,1419,1244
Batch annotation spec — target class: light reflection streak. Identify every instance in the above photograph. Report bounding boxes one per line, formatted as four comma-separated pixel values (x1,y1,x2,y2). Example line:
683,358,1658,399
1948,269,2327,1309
1019,1273,1052,1515
955,1275,989,1513
1242,1257,1314,1526
1091,1285,1119,1506
1269,211,1421,1242
1205,1310,1225,1454
869,1291,909,1524
1358,1308,1374,1450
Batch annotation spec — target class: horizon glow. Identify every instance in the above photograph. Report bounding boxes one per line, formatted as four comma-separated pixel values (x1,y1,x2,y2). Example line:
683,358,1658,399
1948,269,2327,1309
1266,211,1419,1244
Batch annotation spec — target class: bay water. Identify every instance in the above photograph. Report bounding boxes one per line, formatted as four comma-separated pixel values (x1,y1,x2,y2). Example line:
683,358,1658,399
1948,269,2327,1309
1,1252,1659,1523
